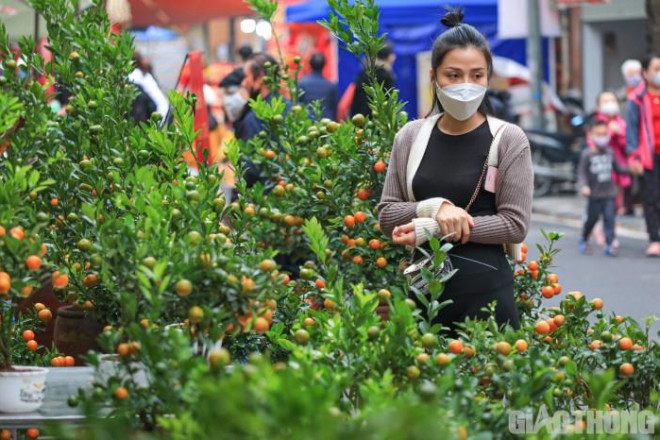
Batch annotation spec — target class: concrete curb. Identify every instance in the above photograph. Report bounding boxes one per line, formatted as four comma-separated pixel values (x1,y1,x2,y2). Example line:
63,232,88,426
532,210,648,241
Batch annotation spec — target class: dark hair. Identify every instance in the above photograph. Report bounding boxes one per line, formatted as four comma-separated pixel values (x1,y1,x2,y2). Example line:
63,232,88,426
596,90,617,106
219,68,245,88
309,52,325,72
237,45,253,62
246,52,278,80
429,8,493,116
132,51,148,72
642,53,660,70
589,119,608,131
377,42,394,61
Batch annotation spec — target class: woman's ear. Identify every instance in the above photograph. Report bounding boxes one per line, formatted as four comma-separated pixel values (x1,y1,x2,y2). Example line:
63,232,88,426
429,68,436,85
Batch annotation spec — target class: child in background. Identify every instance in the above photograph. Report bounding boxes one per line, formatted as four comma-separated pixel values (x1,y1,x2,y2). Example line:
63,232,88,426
594,91,631,215
578,120,630,256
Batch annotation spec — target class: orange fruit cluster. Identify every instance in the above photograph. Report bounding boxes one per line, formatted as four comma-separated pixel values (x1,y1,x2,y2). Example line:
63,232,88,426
50,356,75,367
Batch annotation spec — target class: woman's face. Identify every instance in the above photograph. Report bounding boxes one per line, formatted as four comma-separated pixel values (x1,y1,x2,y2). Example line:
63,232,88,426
431,47,489,88
597,92,618,110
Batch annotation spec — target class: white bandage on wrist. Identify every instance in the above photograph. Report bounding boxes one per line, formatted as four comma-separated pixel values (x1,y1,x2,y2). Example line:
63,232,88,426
412,218,441,246
416,198,453,220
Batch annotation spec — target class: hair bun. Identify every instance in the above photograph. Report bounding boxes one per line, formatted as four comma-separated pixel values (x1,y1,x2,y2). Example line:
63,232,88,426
441,7,465,28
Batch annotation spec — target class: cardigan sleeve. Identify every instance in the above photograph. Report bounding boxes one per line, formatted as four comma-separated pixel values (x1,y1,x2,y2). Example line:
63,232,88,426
470,126,533,244
377,129,419,238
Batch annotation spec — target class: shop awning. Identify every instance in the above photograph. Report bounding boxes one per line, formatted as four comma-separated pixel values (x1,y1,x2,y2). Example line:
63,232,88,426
127,0,252,26
286,0,497,26
556,0,608,4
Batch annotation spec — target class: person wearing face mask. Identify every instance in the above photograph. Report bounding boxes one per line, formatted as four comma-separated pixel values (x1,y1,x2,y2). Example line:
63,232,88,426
625,53,660,257
219,70,249,127
223,88,249,123
621,59,643,99
594,91,631,216
578,120,630,257
236,52,291,187
377,8,533,336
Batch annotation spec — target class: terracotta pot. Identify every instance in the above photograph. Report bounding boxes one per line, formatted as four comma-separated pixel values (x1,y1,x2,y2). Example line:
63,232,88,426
19,281,64,351
53,306,104,365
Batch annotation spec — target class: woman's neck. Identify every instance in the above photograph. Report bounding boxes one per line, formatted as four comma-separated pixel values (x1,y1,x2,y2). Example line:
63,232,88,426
648,84,660,95
437,112,487,135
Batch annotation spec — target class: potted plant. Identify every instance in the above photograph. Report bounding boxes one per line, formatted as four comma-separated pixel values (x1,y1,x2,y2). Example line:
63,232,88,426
0,143,54,412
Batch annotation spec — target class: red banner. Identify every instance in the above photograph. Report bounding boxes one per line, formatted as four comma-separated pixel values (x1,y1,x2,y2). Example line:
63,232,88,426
177,51,211,166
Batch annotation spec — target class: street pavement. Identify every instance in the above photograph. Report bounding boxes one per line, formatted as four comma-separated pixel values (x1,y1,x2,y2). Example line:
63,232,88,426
528,195,659,339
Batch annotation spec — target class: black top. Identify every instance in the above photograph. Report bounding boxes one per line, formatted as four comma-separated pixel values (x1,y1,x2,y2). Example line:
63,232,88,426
412,119,505,271
412,120,495,216
299,72,338,121
350,66,395,118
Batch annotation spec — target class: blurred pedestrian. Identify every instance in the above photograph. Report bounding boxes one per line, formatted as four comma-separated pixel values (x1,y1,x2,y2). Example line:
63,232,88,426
618,60,644,212
594,91,631,216
625,53,660,257
621,59,643,99
219,69,248,126
238,52,277,142
216,45,252,123
129,52,169,119
238,52,291,186
578,120,629,257
237,45,253,64
350,42,396,118
299,52,338,121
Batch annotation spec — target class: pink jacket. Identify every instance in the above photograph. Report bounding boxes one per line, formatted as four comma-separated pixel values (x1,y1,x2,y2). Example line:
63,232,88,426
625,82,656,170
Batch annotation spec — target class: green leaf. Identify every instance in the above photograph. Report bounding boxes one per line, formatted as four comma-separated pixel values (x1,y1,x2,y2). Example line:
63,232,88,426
303,217,329,265
565,361,577,377
429,236,440,253
276,338,297,352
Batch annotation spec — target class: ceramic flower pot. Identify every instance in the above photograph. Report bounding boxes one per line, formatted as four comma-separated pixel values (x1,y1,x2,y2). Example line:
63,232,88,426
0,366,49,413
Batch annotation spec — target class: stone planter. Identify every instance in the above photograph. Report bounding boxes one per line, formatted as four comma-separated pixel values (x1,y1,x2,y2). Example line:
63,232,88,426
96,354,149,388
0,367,49,413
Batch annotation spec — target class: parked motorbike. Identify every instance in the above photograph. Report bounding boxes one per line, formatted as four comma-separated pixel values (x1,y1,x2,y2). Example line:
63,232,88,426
527,95,587,197
527,129,583,197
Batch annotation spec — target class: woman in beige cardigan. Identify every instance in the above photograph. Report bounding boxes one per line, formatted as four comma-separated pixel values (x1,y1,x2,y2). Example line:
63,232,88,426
378,8,533,336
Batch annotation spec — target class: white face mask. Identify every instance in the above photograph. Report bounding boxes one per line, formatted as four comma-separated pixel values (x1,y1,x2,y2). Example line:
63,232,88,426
626,75,643,88
651,72,660,88
600,101,619,116
592,135,610,148
223,92,248,122
435,82,487,121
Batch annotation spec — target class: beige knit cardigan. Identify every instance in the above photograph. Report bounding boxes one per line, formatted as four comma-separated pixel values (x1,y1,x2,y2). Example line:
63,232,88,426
377,114,534,247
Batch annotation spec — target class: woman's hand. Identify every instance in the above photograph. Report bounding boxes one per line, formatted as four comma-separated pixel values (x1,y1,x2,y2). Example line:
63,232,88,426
629,160,645,177
392,222,416,246
435,205,474,244
608,120,621,135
